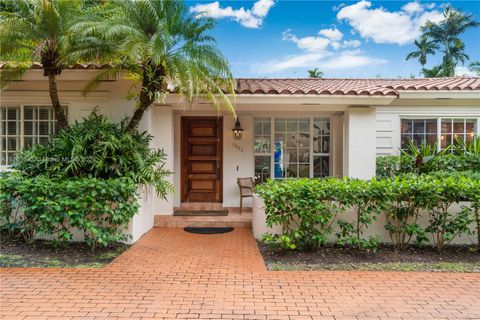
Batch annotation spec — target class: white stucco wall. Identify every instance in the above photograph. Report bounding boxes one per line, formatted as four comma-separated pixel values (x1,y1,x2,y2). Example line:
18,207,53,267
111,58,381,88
343,107,377,179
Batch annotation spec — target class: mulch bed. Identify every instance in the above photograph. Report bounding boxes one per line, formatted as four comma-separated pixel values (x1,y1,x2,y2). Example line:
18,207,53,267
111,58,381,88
258,242,480,272
0,231,129,268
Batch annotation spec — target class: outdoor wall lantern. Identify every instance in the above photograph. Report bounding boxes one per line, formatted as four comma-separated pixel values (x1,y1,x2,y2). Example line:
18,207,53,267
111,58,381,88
232,118,243,140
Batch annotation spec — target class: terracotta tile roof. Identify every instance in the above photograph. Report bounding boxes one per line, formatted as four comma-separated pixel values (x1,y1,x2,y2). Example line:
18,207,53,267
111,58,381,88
236,78,480,96
0,62,112,70
1,63,479,96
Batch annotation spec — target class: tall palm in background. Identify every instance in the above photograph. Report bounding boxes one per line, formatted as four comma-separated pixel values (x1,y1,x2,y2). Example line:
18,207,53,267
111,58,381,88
469,61,480,76
421,6,479,76
0,0,90,130
405,35,438,72
307,68,323,78
73,0,235,132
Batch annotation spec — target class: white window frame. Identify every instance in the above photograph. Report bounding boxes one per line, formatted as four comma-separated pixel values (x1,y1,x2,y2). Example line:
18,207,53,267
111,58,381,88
0,104,67,167
400,116,480,151
253,115,332,180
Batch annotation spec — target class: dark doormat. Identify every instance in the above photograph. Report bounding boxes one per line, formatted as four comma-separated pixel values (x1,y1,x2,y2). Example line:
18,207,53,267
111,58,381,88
174,210,228,216
184,227,234,234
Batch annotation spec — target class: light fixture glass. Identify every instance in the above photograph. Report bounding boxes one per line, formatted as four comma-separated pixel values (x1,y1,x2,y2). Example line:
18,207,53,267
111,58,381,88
232,118,243,140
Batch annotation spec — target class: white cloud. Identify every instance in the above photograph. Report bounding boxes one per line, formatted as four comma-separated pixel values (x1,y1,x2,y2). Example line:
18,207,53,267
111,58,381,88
282,29,330,53
455,66,477,77
402,1,423,14
190,0,275,29
337,1,444,45
342,39,362,48
258,25,381,73
318,27,343,41
256,53,331,73
320,50,387,69
253,49,386,73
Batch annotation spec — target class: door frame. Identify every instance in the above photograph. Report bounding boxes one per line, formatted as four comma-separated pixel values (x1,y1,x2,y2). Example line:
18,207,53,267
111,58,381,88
180,116,223,203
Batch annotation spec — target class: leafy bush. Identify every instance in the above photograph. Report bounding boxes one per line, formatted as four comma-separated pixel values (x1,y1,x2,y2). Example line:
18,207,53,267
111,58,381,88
0,172,138,250
381,175,428,249
376,156,400,178
421,176,474,250
13,113,172,197
376,137,480,178
335,179,383,251
257,178,343,250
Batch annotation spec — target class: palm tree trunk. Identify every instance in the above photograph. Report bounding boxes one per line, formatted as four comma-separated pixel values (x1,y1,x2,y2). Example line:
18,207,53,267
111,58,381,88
126,90,154,132
126,66,164,132
48,73,68,130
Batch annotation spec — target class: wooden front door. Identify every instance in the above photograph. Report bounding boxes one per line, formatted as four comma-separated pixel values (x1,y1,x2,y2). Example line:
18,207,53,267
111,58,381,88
181,117,223,202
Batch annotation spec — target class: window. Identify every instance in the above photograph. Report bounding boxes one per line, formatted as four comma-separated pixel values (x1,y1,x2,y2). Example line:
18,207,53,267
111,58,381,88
401,119,437,149
254,117,331,182
400,117,479,151
254,117,271,184
1,106,61,165
313,118,330,178
441,118,478,150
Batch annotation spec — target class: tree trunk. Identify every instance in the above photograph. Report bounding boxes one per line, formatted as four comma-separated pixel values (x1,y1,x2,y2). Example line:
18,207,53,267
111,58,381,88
48,73,68,130
126,66,164,132
126,90,154,132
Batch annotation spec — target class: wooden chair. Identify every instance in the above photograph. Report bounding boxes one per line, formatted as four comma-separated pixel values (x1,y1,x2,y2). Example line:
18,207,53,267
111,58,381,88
237,177,254,214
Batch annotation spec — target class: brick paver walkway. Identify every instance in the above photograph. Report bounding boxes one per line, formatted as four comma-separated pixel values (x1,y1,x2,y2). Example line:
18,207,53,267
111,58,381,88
1,228,479,320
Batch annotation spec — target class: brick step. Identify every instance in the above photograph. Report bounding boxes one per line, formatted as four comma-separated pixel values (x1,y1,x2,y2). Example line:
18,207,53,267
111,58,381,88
154,212,252,228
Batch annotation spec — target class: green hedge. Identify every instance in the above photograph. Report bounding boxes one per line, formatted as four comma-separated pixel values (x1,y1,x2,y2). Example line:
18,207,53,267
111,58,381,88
0,172,139,250
256,174,480,251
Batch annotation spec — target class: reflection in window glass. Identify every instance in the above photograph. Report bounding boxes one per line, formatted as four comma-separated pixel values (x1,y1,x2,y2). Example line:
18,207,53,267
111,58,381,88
400,119,437,149
254,117,331,181
274,118,310,179
441,118,478,150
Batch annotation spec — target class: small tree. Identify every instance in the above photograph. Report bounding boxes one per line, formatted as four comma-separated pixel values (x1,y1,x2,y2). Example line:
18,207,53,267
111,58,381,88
0,0,96,130
72,0,235,132
307,68,323,78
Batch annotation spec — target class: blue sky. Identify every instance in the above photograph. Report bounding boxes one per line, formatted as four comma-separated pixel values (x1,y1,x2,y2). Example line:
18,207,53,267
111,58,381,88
187,0,480,78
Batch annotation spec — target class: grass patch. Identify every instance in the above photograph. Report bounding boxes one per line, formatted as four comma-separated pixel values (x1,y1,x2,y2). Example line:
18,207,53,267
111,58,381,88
0,232,129,268
268,261,480,272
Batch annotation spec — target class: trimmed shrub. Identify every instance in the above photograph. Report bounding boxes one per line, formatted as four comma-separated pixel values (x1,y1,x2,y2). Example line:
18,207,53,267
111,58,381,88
0,172,138,250
335,178,383,250
257,173,479,251
257,178,343,250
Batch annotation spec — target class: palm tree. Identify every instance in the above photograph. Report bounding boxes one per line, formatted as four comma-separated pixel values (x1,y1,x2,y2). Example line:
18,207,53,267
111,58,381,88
421,6,479,76
405,35,438,69
72,0,235,132
469,61,480,76
0,0,91,130
307,68,323,78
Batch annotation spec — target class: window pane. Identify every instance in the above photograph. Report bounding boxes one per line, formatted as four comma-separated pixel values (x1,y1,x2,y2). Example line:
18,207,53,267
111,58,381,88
298,148,309,163
254,156,270,184
287,119,297,132
24,107,34,120
314,156,329,178
453,119,464,134
426,119,437,133
401,119,412,134
299,119,309,132
275,118,286,132
441,118,452,133
413,120,425,133
298,164,309,178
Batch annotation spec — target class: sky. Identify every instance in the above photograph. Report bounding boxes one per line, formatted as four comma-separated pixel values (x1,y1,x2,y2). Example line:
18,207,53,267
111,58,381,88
186,0,480,78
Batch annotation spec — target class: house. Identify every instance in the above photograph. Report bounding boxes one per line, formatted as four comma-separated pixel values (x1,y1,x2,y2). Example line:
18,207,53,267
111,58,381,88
1,64,479,242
